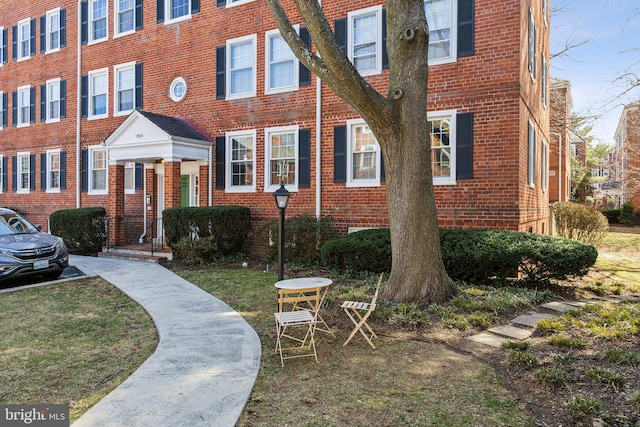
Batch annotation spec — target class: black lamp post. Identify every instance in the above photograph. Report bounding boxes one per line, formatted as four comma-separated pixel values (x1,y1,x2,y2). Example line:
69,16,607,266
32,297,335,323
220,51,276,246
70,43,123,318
273,183,290,281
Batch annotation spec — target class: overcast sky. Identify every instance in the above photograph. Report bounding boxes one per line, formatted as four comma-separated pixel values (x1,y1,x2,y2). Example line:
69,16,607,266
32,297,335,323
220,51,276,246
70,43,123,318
550,0,640,144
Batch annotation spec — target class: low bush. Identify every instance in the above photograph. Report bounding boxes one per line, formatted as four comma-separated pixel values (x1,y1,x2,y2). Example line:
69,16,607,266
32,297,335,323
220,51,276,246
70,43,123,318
552,202,609,245
603,202,637,225
261,214,335,265
163,206,250,258
50,207,107,255
320,227,598,284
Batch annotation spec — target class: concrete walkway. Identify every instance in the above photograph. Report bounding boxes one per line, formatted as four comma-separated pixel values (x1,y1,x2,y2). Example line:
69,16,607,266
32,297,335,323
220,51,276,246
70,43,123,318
69,255,261,427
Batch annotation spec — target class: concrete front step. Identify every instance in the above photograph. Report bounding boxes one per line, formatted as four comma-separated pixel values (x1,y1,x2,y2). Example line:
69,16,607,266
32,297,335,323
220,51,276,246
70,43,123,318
98,251,168,264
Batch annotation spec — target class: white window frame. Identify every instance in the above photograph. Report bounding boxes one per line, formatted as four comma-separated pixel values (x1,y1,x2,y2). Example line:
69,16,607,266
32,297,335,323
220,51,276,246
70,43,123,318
541,53,548,107
114,62,136,116
124,161,135,194
347,6,382,77
265,27,299,95
89,0,108,44
16,152,30,193
0,27,4,67
45,8,61,53
46,149,61,193
346,118,381,187
528,8,537,82
89,68,109,120
89,146,108,195
0,154,4,193
528,120,537,188
115,0,136,37
542,0,548,27
264,125,299,192
46,78,61,123
226,34,257,100
429,109,457,186
169,77,187,102
17,19,31,61
0,90,5,129
424,0,457,66
165,0,192,24
17,85,31,127
225,130,256,193
541,139,548,192
226,0,255,7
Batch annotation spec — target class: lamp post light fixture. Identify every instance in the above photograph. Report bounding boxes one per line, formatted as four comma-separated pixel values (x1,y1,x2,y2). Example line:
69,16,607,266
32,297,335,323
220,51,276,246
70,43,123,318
274,183,290,281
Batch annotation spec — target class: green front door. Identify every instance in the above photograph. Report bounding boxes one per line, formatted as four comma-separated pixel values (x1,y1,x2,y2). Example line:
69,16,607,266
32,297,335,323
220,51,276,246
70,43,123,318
180,175,190,207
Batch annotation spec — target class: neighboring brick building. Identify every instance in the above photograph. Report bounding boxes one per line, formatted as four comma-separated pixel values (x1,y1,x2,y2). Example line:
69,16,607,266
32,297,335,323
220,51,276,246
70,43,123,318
613,101,640,208
549,78,572,203
0,0,551,248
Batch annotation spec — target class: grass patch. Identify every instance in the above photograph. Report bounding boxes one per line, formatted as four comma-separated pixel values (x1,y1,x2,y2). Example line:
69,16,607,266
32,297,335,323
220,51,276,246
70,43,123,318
566,302,640,339
501,340,531,351
534,367,567,388
565,395,603,421
548,335,589,349
584,367,627,391
605,348,640,366
0,278,157,421
535,318,565,333
508,350,538,367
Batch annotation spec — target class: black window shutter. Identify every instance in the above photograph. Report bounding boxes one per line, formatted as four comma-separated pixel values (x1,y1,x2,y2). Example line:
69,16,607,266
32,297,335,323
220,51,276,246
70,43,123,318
456,112,474,179
135,163,143,190
217,0,226,6
40,83,47,122
299,27,311,86
334,18,347,55
29,86,36,123
1,157,7,191
41,152,47,190
12,25,17,60
216,46,226,99
333,125,347,183
81,1,88,44
157,0,165,23
457,0,474,57
81,149,88,192
60,80,67,118
29,154,36,190
215,136,225,189
40,15,46,53
135,0,143,30
60,9,67,47
2,28,7,63
192,0,200,14
11,91,17,126
382,9,389,69
81,75,88,118
30,18,36,56
298,129,310,188
11,156,17,191
60,151,66,189
135,63,143,110
1,92,7,127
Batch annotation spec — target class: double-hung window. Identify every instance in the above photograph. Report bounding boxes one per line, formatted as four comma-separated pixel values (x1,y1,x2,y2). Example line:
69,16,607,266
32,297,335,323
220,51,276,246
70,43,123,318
348,6,382,76
541,139,548,192
226,130,256,192
89,68,108,119
225,0,254,7
429,110,457,185
528,8,537,81
265,29,298,94
167,0,190,23
90,0,107,43
46,79,61,122
0,155,3,193
89,147,107,194
116,0,135,35
114,62,135,115
18,19,31,61
17,86,31,127
45,9,61,52
0,27,5,65
542,53,548,106
226,35,256,99
124,162,135,193
47,150,61,192
17,152,30,193
346,119,381,187
265,126,298,191
528,121,537,187
424,0,456,64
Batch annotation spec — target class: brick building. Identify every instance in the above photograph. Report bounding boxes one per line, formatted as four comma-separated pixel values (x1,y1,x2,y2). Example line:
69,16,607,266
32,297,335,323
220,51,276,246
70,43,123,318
549,78,572,203
613,101,640,208
0,0,551,248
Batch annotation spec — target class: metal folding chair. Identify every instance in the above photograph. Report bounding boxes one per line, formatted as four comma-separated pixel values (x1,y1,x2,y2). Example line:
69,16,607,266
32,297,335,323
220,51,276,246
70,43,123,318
274,287,321,366
341,273,384,349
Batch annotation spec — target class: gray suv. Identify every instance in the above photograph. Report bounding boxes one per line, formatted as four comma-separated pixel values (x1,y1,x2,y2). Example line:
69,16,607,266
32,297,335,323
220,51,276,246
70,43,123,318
0,208,69,284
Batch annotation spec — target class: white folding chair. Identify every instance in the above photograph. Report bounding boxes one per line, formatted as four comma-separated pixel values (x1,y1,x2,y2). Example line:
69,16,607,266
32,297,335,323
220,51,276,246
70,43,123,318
274,287,321,366
341,273,384,349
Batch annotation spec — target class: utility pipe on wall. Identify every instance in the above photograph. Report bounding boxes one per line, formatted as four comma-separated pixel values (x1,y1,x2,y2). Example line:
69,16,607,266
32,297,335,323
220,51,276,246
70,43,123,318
315,76,322,219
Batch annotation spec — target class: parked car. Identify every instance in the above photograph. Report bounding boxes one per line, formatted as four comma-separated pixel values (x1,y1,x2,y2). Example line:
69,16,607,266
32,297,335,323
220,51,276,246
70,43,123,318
0,208,69,284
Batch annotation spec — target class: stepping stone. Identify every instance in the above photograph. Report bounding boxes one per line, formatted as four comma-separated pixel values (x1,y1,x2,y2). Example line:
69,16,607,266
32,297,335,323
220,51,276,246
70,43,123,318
465,333,509,348
540,301,576,313
563,300,588,307
510,311,555,328
488,325,532,340
593,296,621,303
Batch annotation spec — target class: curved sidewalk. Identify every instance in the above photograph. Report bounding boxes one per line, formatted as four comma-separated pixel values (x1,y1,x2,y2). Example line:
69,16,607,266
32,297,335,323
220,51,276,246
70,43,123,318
70,255,261,427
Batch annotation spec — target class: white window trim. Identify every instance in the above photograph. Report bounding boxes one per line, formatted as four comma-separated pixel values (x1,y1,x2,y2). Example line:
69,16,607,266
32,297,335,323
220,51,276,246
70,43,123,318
114,0,136,38
89,0,108,44
226,130,256,193
0,90,4,129
264,125,299,192
0,27,4,67
45,78,61,124
528,120,536,188
543,0,548,27
165,0,192,25
45,8,62,54
541,53,547,108
124,161,135,194
88,68,109,120
16,152,30,194
346,118,381,188
17,18,31,62
424,0,458,66
541,139,548,192
347,5,382,77
113,61,136,116
429,109,457,186
226,34,257,100
264,27,300,95
46,149,61,193
17,85,31,128
88,146,108,195
528,8,537,83
226,0,255,8
169,77,187,102
0,154,4,193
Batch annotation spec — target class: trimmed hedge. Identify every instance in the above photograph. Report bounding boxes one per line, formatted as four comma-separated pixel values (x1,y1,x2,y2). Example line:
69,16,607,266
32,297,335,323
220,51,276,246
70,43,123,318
163,206,251,256
320,228,598,284
50,207,107,255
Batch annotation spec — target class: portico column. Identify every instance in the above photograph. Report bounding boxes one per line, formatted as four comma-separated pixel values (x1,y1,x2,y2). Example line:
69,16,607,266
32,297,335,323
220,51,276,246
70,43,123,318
108,161,126,247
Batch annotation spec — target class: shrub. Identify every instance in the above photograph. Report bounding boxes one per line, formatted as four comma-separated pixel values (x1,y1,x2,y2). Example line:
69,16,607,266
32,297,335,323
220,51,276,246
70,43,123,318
50,207,107,255
552,202,609,245
619,202,637,224
261,214,336,265
163,206,250,257
320,228,392,273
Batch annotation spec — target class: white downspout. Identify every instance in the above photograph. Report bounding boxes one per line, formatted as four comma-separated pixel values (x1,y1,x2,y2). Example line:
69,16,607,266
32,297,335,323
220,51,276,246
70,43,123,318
208,145,213,206
76,0,82,208
315,76,322,218
550,132,562,201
